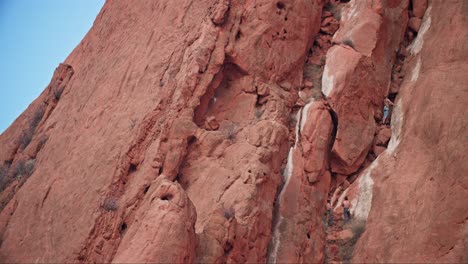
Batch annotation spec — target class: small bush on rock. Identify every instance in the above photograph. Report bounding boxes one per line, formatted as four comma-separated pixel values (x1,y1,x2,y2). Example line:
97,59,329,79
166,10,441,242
18,105,46,150
339,220,366,263
103,197,118,211
255,108,263,119
226,125,237,142
12,159,35,180
54,87,65,101
223,206,235,220
0,165,9,192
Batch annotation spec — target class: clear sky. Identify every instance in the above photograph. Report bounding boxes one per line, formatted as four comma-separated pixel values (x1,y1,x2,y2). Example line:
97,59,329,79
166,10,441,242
0,0,104,134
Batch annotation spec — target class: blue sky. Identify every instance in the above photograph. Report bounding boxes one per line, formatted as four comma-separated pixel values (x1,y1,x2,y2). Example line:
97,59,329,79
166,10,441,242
0,0,104,133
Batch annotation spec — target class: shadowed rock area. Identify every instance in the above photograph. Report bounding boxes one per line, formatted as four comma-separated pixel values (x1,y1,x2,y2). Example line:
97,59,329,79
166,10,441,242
0,0,466,263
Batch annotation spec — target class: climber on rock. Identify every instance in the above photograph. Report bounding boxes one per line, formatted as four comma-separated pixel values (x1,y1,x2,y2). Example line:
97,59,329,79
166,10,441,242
382,98,395,125
342,196,351,222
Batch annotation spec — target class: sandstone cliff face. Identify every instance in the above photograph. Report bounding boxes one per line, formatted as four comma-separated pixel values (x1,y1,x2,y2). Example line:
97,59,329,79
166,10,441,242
350,1,468,262
0,0,466,263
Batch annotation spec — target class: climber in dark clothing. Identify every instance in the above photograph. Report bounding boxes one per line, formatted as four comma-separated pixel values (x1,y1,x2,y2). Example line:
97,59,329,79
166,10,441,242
343,196,351,222
382,98,394,125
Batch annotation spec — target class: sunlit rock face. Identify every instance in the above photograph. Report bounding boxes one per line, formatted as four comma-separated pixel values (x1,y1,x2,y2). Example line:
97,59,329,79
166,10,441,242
0,0,466,263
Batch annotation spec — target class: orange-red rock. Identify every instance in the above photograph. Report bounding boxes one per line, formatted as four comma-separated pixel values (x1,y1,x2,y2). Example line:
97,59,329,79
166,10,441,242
269,100,333,263
350,1,468,263
324,0,408,175
327,229,353,241
412,0,428,18
0,0,466,263
372,145,386,157
112,178,197,263
375,126,392,146
409,17,422,32
205,116,220,131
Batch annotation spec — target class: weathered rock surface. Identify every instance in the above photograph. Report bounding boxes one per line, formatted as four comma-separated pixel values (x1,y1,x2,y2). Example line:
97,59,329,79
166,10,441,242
268,100,333,263
0,0,466,263
412,0,428,18
0,0,324,262
409,17,422,32
351,1,468,263
325,0,409,175
112,178,197,263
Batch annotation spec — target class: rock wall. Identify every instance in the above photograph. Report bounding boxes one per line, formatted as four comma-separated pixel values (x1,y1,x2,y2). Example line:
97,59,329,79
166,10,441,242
350,0,468,262
0,0,323,262
0,0,466,263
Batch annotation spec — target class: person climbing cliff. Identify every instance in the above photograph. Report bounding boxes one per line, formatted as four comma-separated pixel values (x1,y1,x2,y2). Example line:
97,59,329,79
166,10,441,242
342,197,351,222
382,98,395,125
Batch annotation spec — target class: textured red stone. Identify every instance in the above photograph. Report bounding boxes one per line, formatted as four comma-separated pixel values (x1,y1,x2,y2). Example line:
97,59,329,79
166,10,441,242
0,0,466,263
409,17,422,32
351,2,468,262
412,0,428,18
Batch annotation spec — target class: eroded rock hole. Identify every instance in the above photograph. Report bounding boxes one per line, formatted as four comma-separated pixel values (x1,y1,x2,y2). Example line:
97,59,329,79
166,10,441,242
236,30,242,40
224,241,234,254
256,93,267,106
128,163,137,174
276,2,285,9
143,185,150,194
307,233,311,239
223,207,235,219
120,222,127,234
328,108,339,151
161,194,173,201
188,136,196,146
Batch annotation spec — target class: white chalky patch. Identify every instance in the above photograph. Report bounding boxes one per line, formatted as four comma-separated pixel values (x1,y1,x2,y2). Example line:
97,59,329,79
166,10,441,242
321,63,335,97
268,214,284,263
300,100,315,132
410,57,421,82
387,99,403,154
294,111,301,148
283,148,294,183
352,159,378,220
409,5,432,55
343,0,359,22
268,147,294,263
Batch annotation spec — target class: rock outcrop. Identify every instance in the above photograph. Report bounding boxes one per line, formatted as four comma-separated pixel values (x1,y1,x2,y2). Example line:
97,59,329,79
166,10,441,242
0,0,466,263
350,1,468,263
112,178,197,263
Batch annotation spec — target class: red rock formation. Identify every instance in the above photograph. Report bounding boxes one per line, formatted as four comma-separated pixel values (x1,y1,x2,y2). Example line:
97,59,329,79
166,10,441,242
268,100,333,263
0,0,466,263
0,0,323,262
324,0,408,175
112,178,197,263
350,1,468,262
